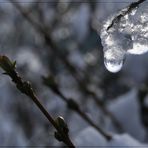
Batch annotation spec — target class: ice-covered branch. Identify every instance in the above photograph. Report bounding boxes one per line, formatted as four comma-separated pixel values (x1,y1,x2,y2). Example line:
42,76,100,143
100,0,148,73
107,0,146,31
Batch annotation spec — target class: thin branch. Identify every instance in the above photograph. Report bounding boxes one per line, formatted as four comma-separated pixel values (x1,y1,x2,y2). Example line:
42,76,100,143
0,55,75,148
10,1,123,132
43,75,112,141
107,0,146,30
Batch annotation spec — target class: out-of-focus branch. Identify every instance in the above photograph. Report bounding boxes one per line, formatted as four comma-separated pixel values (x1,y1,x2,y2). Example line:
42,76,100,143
43,75,112,141
10,1,123,132
0,55,75,148
107,0,146,30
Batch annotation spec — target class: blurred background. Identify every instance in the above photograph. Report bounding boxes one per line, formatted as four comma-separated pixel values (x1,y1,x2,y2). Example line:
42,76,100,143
0,0,148,146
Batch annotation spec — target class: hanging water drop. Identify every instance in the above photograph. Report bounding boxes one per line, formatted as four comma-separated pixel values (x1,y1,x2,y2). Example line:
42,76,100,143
104,58,123,73
103,48,125,73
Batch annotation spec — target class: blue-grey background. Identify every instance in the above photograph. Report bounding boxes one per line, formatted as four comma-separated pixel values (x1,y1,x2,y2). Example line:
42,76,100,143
0,0,148,146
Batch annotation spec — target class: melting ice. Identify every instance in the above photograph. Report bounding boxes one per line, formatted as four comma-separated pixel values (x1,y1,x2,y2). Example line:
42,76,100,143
100,1,148,73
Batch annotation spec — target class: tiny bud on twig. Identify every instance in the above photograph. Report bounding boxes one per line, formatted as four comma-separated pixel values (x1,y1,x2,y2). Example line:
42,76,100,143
0,55,75,148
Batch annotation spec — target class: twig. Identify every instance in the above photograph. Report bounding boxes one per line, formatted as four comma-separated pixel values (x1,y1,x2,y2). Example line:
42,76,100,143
10,1,123,132
107,0,146,30
43,75,112,141
0,55,75,148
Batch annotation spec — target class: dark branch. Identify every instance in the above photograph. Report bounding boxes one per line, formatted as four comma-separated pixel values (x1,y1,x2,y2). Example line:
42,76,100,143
0,55,75,148
10,0,123,132
43,75,112,141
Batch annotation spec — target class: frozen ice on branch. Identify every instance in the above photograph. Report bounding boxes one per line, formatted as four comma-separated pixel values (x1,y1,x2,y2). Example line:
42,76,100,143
100,0,148,73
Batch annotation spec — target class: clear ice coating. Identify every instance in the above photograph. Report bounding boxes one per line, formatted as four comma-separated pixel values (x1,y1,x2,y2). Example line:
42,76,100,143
100,1,148,73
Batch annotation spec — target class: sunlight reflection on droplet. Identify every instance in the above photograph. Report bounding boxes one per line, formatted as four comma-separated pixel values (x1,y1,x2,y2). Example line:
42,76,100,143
103,48,125,73
104,58,123,73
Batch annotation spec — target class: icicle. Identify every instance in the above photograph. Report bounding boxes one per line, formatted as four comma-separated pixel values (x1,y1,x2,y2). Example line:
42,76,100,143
100,1,148,73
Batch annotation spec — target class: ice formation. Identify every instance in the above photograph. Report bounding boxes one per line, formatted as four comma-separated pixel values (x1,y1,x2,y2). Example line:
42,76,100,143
100,1,148,73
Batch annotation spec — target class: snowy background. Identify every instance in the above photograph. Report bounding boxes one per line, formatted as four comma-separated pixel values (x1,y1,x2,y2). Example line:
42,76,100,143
0,0,148,147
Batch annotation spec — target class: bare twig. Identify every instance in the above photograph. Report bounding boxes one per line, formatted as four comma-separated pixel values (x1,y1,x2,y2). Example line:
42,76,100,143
107,0,146,30
10,1,123,132
43,75,112,141
0,55,75,148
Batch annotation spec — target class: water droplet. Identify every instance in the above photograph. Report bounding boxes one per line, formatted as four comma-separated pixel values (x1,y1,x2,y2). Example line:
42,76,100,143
104,58,123,73
103,49,125,73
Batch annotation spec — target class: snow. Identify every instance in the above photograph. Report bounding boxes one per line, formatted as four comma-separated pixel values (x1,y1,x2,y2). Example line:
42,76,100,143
109,134,144,147
100,1,148,72
108,89,146,141
74,127,146,147
74,127,107,147
74,89,148,146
